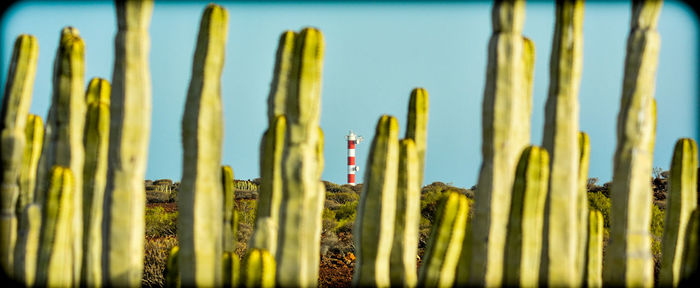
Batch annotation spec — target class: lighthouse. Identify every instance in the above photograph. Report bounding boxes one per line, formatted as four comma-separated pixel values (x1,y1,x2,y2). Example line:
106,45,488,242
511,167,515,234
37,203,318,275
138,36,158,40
345,130,363,186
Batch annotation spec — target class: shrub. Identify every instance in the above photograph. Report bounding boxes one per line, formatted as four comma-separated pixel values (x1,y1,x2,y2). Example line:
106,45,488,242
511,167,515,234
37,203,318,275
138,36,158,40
145,206,178,238
146,191,170,203
142,236,178,288
587,191,610,228
326,191,359,204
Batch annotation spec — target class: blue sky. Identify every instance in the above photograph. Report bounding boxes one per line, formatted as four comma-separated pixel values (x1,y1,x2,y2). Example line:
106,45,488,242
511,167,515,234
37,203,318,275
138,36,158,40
1,1,697,188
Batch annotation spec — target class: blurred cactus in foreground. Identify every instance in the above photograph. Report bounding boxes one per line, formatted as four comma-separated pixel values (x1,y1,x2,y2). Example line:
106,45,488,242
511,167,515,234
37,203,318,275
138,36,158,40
390,138,420,288
605,1,662,286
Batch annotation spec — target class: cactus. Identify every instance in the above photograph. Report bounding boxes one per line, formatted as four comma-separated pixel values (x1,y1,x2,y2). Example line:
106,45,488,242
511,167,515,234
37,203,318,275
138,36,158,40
605,1,662,286
13,203,41,286
660,138,698,287
223,251,241,288
586,210,604,288
681,209,699,283
503,146,549,287
31,27,85,284
539,1,583,286
575,131,591,283
275,27,326,287
81,78,110,287
352,115,399,287
389,139,420,288
222,165,236,253
244,249,276,288
102,0,153,285
36,166,74,287
18,114,43,216
1,34,38,276
405,88,429,187
465,0,532,286
178,4,228,287
165,246,180,288
251,115,286,256
417,191,469,288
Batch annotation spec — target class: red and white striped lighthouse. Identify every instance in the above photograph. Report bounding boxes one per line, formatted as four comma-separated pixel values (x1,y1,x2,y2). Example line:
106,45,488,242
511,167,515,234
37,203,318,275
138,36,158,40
345,130,363,186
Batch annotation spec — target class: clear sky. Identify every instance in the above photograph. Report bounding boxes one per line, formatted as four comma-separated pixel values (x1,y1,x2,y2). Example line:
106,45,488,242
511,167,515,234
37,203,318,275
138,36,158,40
1,1,698,188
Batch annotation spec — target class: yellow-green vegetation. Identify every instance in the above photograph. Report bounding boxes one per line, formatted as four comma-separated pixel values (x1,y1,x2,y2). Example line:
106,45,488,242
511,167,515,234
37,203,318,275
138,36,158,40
145,207,178,238
143,236,178,288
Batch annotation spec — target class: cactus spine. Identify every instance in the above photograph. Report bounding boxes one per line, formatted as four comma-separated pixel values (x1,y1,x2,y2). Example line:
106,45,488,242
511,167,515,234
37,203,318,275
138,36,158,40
81,78,110,287
466,1,531,286
405,88,429,187
244,249,276,288
275,27,326,287
36,166,74,287
417,191,469,288
32,28,85,284
352,115,399,287
576,131,591,283
18,114,43,216
179,4,228,287
605,1,662,286
503,146,549,287
13,203,41,286
539,1,583,286
660,138,698,287
390,139,420,288
586,210,604,288
102,0,153,285
1,34,38,276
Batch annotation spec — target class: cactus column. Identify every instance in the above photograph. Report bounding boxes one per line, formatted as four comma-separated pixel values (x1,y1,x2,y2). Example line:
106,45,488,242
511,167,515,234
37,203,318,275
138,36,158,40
81,78,110,287
276,27,326,287
353,115,399,287
18,115,43,215
390,138,420,288
179,4,228,287
605,1,662,286
466,1,531,286
0,34,38,276
405,88,429,187
251,32,295,256
103,1,153,286
33,28,85,284
660,138,698,287
539,1,583,286
503,146,549,287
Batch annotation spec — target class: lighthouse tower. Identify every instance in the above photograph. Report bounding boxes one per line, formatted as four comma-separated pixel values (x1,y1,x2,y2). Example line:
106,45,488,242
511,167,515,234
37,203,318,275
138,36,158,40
345,130,363,186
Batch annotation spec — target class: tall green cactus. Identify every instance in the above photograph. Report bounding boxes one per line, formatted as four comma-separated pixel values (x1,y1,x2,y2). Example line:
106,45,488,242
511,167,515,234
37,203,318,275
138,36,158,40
605,1,662,286
466,1,532,286
165,246,180,288
251,31,296,256
179,4,228,287
36,166,74,287
575,131,591,283
681,209,699,283
1,34,38,276
276,27,326,287
222,166,241,288
251,115,286,256
660,138,698,287
353,115,399,287
13,203,41,286
405,88,428,187
18,114,43,216
81,78,110,287
390,138,420,288
503,146,549,287
33,27,85,284
103,1,152,285
540,1,583,286
586,210,604,288
417,191,469,288
222,165,236,253
244,249,276,288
